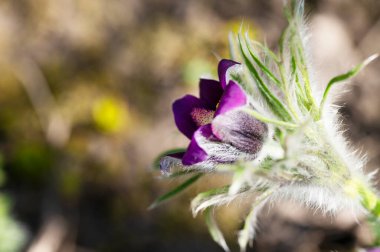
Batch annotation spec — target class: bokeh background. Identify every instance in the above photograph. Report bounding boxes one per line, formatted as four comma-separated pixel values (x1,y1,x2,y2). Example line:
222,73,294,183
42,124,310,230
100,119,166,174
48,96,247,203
0,0,379,251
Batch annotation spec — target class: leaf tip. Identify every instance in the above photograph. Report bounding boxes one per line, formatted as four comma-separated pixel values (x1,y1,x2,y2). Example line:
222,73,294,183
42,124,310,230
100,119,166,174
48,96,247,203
147,201,158,211
364,54,379,66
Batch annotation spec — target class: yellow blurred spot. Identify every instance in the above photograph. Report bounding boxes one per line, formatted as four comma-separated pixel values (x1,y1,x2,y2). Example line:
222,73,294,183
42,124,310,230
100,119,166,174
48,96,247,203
92,97,129,134
225,19,258,39
343,179,359,199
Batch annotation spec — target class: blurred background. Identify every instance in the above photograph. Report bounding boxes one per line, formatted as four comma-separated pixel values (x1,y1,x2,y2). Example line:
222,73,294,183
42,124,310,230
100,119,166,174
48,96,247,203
0,0,379,251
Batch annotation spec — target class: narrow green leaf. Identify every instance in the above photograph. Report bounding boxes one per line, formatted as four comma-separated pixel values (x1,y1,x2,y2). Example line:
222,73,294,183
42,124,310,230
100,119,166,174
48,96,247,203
319,54,378,118
205,208,230,252
278,24,289,58
284,0,304,22
238,34,293,122
251,41,280,64
291,0,304,20
152,148,186,170
283,3,319,119
290,53,310,114
292,60,305,101
294,44,318,118
148,173,202,210
244,34,282,88
275,28,304,121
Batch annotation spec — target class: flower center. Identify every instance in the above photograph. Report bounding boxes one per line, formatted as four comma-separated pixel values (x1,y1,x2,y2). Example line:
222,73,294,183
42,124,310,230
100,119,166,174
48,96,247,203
191,108,214,127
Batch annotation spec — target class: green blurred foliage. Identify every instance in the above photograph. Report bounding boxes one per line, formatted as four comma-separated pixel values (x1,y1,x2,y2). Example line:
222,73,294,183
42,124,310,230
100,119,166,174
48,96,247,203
0,153,28,252
0,195,27,252
10,143,53,185
0,155,5,185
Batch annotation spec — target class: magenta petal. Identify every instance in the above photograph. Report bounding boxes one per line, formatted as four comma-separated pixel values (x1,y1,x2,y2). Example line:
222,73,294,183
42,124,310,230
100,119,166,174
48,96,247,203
182,125,212,165
199,79,224,110
218,59,239,89
172,95,205,139
215,81,247,116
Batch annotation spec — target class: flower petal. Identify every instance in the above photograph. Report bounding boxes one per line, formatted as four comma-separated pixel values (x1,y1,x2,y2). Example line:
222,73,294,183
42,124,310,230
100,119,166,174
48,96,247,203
183,123,258,166
182,125,212,165
212,110,267,155
215,81,247,116
172,95,206,139
199,79,224,110
218,59,239,89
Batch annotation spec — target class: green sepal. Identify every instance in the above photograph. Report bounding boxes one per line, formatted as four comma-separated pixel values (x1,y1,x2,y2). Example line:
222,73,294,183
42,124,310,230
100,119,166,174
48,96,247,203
238,188,273,252
205,207,230,252
152,148,187,170
191,185,230,215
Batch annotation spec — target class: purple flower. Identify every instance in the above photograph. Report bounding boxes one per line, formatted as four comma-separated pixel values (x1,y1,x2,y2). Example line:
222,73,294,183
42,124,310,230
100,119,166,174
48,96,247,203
367,249,380,252
165,59,267,169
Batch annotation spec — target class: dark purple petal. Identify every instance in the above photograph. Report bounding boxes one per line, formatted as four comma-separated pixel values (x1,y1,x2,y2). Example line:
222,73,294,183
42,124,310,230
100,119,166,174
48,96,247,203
199,79,223,110
172,95,206,139
182,125,213,165
215,81,247,116
212,110,267,154
218,59,239,89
